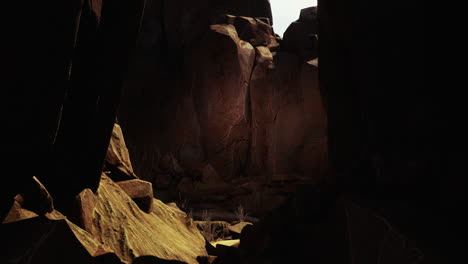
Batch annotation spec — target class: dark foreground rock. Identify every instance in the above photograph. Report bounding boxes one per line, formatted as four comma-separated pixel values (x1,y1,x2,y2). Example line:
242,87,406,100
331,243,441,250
16,176,54,215
2,0,146,221
0,213,122,264
210,195,423,264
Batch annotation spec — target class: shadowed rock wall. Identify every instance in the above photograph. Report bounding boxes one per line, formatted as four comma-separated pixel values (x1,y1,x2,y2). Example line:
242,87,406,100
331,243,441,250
2,0,146,219
118,2,326,204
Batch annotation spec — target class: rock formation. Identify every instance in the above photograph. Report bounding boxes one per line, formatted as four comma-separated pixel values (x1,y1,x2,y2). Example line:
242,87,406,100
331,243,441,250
2,0,146,220
105,123,139,181
2,174,207,264
2,0,435,263
2,124,209,263
118,4,327,217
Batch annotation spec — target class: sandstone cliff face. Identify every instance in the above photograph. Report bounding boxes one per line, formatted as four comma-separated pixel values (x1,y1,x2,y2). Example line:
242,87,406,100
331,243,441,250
190,23,255,180
118,5,326,210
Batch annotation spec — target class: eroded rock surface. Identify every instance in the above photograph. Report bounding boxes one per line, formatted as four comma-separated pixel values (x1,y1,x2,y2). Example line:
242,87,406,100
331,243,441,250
105,123,138,181
2,174,207,264
82,175,207,264
119,10,327,218
116,179,154,213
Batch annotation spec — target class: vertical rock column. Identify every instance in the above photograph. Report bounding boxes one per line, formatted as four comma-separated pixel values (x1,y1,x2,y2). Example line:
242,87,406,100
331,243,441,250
1,0,85,222
44,0,147,214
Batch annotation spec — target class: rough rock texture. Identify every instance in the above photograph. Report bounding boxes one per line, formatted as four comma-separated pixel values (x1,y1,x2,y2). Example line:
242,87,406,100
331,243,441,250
78,175,206,264
190,24,255,180
3,174,207,264
119,8,327,216
105,123,138,181
118,1,277,189
1,0,435,263
116,179,154,213
2,201,39,224
248,50,326,179
73,188,99,231
165,203,188,217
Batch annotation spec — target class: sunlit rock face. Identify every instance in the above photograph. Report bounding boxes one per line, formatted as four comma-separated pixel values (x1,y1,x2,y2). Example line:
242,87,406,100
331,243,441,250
1,175,207,264
119,2,326,213
82,175,207,264
105,123,139,181
2,134,207,264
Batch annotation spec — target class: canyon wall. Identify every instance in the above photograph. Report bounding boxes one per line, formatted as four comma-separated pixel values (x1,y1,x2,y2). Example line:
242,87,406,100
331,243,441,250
118,1,327,203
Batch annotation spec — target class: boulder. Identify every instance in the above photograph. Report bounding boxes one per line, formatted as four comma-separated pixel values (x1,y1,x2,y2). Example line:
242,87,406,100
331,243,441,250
116,179,154,213
72,188,97,231
105,123,138,181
